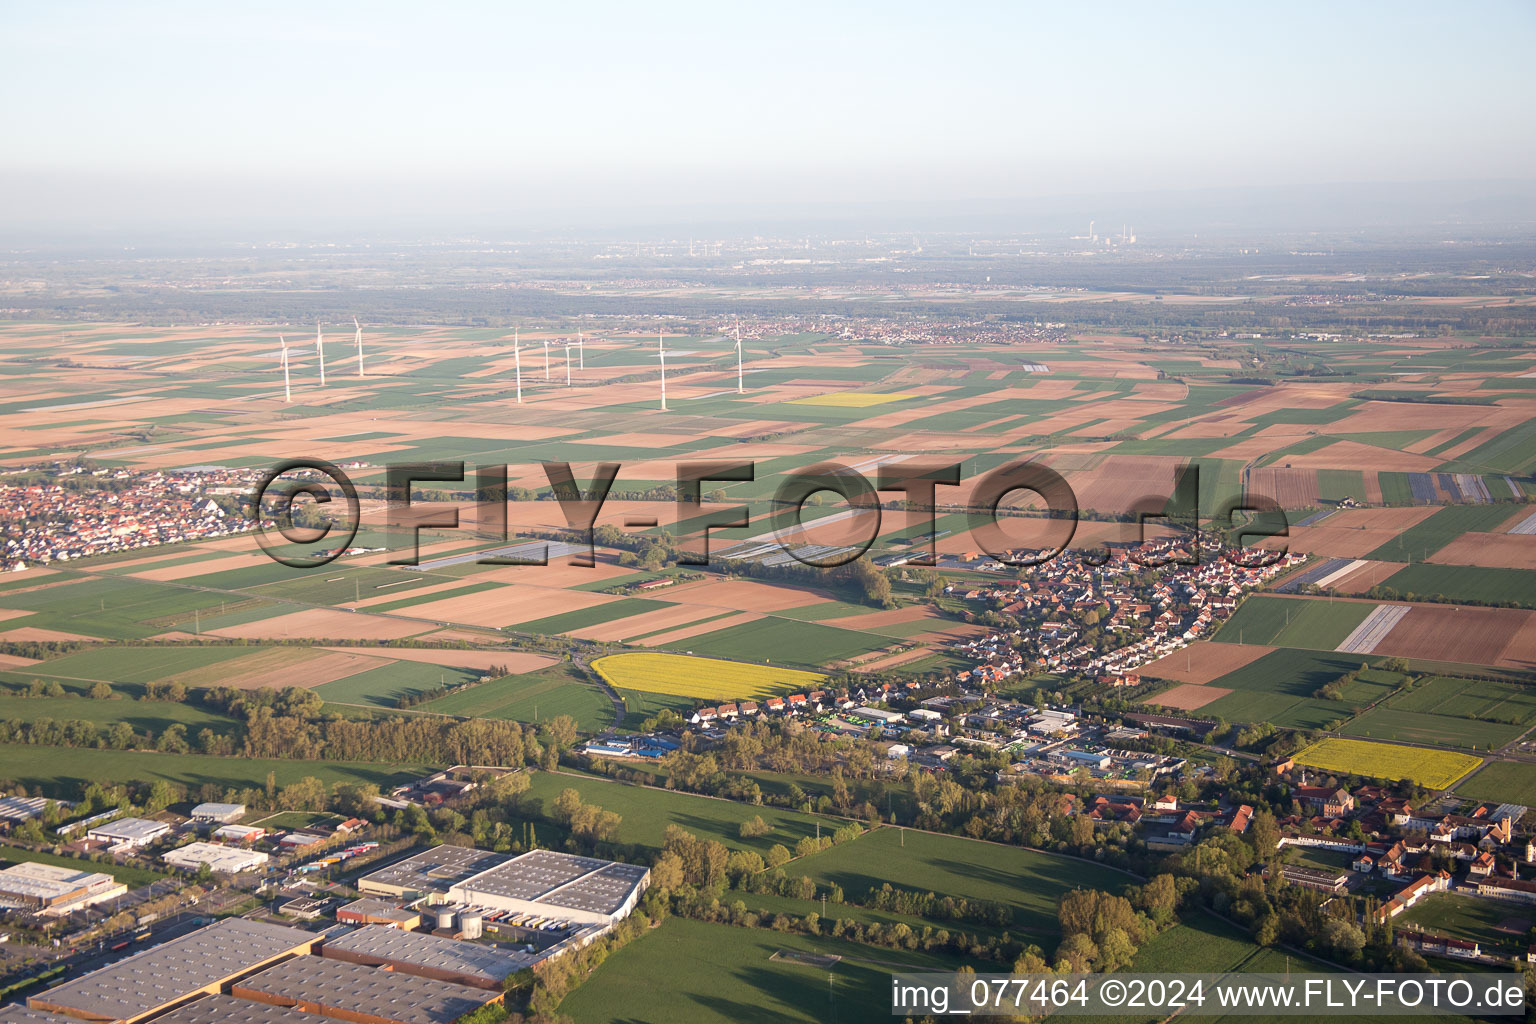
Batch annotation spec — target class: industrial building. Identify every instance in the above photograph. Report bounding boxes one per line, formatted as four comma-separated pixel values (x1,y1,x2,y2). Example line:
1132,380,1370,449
188,803,245,825
162,842,269,875
0,1007,78,1023
231,954,501,1024
0,796,51,823
213,824,266,843
86,817,170,852
320,925,532,990
149,995,328,1024
0,862,125,914
28,918,321,1024
334,898,420,929
447,848,650,928
355,844,509,899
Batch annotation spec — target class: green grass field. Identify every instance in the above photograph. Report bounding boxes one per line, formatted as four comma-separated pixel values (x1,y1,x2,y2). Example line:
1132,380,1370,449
0,744,427,797
1455,761,1536,805
514,597,673,635
665,616,891,666
1211,596,1372,650
1400,893,1532,955
791,825,1132,945
0,574,249,640
1378,563,1536,606
14,645,257,686
521,771,833,856
313,661,481,708
420,664,613,731
1386,675,1536,724
0,693,240,735
1366,504,1518,562
1338,706,1521,750
559,916,963,1024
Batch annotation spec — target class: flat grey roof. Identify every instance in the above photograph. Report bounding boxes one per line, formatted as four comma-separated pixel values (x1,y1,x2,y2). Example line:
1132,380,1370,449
456,849,648,916
87,817,168,841
337,897,417,922
153,995,330,1024
30,918,316,1020
357,844,508,894
236,956,495,1024
323,924,533,981
0,1008,78,1024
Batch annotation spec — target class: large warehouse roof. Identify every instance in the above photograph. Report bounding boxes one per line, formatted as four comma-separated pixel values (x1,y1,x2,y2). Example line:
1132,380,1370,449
0,1008,77,1024
152,996,329,1024
233,956,497,1024
456,849,649,917
322,924,533,985
356,844,508,895
28,918,319,1023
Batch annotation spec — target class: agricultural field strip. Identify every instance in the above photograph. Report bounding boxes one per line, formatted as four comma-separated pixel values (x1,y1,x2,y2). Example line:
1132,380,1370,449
1335,605,1410,654
1510,510,1536,536
1315,559,1369,589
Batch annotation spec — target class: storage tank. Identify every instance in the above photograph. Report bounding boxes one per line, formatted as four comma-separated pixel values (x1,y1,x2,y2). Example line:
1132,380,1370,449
459,910,483,939
435,906,457,931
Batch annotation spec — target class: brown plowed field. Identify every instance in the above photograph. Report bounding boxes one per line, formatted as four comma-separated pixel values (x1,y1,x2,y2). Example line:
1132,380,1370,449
1374,605,1531,666
206,607,430,641
1140,642,1276,683
1146,683,1232,711
638,611,764,648
1429,533,1536,570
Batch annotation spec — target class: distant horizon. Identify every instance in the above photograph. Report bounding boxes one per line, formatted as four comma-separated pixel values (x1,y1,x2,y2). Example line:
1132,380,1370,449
5,176,1536,247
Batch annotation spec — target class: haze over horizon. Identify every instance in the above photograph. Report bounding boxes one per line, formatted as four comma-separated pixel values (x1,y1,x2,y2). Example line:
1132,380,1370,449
3,1,1534,239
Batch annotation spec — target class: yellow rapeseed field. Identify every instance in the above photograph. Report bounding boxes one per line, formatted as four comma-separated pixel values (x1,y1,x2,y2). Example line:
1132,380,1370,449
1294,737,1480,790
786,392,916,408
591,652,824,700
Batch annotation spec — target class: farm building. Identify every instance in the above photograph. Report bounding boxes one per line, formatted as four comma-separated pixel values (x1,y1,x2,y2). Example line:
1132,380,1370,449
162,842,269,875
447,849,650,929
28,918,321,1024
230,954,501,1024
357,844,510,899
321,924,533,990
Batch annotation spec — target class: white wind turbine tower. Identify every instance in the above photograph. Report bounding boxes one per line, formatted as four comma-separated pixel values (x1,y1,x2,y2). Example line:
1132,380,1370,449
543,339,551,380
577,330,585,369
314,323,326,386
657,330,668,412
279,336,292,403
353,317,365,377
733,317,744,394
513,327,523,403
564,340,572,385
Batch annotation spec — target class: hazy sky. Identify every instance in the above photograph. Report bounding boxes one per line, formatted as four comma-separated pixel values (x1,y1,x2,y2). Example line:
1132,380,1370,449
3,1,1533,234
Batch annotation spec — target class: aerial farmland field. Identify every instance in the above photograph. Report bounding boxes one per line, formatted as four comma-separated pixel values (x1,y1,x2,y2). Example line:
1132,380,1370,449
1293,737,1481,789
590,651,824,701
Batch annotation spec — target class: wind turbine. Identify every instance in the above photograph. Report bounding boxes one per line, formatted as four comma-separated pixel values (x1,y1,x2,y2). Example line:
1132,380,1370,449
513,327,523,403
577,330,585,369
733,317,744,394
315,323,326,386
657,330,668,411
564,340,572,385
353,317,365,377
279,336,291,403
543,339,551,380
